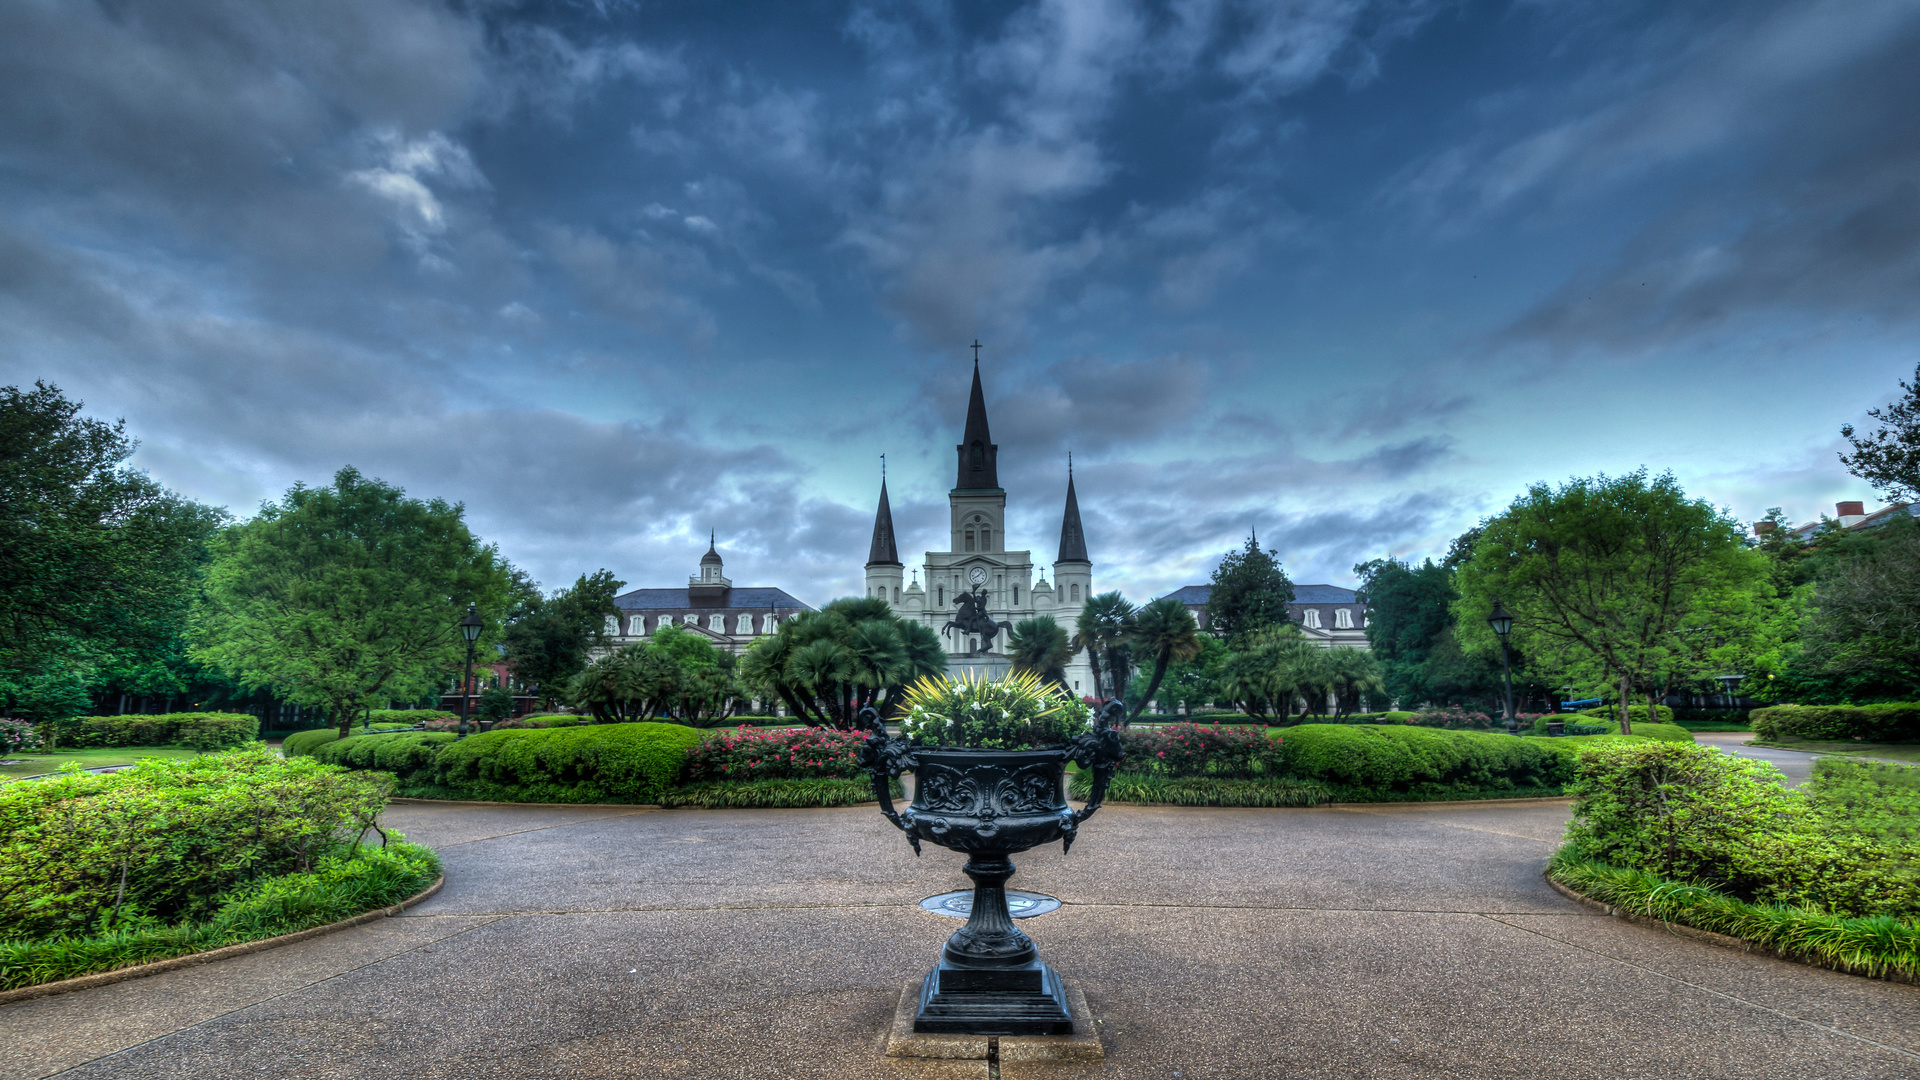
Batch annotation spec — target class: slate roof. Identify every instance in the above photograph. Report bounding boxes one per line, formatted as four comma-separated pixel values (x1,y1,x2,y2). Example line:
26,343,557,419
613,587,813,612
1159,584,1360,605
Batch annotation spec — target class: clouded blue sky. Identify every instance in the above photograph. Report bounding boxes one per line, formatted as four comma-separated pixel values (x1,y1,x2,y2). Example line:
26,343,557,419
4,0,1916,604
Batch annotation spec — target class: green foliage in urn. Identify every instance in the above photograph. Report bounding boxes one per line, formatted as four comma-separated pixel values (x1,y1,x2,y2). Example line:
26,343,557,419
898,670,1091,750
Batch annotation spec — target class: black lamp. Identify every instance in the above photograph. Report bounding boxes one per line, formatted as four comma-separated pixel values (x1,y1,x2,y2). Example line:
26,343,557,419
458,605,483,739
1488,601,1516,730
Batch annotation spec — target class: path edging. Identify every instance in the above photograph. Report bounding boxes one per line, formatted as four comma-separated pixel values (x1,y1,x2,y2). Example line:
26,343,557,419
0,874,445,1007
1543,870,1915,985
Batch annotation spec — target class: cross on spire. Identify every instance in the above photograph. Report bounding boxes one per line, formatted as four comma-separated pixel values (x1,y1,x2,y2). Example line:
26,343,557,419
971,339,981,364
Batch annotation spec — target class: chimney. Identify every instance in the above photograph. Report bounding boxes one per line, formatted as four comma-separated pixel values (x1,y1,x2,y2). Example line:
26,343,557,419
1837,501,1867,528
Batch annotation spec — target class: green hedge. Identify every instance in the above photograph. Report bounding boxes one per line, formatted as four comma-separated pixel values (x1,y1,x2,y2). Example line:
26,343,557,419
1070,772,1330,807
1274,724,1580,798
0,841,438,990
1560,716,1695,743
1578,704,1676,726
67,713,260,751
311,732,456,781
1750,703,1920,743
430,722,703,804
0,749,392,941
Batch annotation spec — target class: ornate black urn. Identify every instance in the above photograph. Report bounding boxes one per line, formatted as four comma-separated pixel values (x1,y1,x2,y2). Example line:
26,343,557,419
859,701,1125,1035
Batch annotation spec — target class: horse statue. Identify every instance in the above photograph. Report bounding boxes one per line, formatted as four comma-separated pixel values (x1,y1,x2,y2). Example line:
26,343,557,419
941,586,1013,655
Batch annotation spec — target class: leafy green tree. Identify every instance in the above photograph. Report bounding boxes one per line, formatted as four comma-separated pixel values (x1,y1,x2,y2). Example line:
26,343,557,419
1217,625,1317,722
0,382,224,721
1126,597,1201,720
190,467,511,738
1353,556,1457,707
1840,362,1920,500
738,597,944,728
1323,646,1386,718
1155,635,1229,714
1205,534,1295,644
1071,591,1136,702
1453,470,1768,735
1008,616,1072,689
1789,517,1920,700
568,625,745,723
503,569,624,706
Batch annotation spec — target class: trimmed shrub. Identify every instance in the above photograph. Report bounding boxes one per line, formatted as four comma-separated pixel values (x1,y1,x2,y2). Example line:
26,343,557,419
1117,723,1283,778
1565,741,1919,918
1577,704,1676,726
432,722,702,804
281,728,342,758
67,713,260,751
493,714,585,729
367,709,456,726
682,726,869,783
0,841,439,990
1275,724,1579,798
311,732,455,781
1558,715,1695,743
1071,772,1329,807
1750,703,1920,743
660,777,900,809
0,749,392,941
1407,707,1497,730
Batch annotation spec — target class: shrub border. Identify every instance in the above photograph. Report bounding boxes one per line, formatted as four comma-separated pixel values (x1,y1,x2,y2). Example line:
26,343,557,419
1544,858,1916,985
0,874,444,1006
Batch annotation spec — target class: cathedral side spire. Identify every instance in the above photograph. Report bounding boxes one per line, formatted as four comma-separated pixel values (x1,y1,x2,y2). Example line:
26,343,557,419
953,356,1000,490
1057,470,1089,563
866,478,902,567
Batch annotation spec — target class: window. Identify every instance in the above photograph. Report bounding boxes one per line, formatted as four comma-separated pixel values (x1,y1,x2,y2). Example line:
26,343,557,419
762,613,777,634
605,616,620,635
981,528,990,550
1013,585,1019,605
965,531,975,552
937,586,945,606
892,586,900,603
683,614,698,626
709,615,724,632
1334,607,1354,629
1070,583,1080,601
631,616,646,635
736,614,753,634
1303,608,1322,629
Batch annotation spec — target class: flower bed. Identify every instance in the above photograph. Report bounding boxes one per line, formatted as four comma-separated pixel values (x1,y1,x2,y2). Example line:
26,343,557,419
1118,723,1284,778
681,726,869,782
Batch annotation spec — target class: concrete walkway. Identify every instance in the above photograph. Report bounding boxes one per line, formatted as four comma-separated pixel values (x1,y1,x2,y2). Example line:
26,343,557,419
7,799,1918,1079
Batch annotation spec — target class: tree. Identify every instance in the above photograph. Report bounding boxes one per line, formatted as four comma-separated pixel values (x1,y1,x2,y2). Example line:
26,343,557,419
1322,646,1386,718
1453,470,1768,735
1840,362,1920,500
737,597,944,728
1126,597,1201,720
568,625,745,723
1205,534,1295,644
1156,635,1229,715
1217,625,1317,722
190,467,511,738
1008,616,1072,689
503,569,625,706
0,382,224,721
1353,556,1458,707
1788,516,1920,700
1071,591,1136,702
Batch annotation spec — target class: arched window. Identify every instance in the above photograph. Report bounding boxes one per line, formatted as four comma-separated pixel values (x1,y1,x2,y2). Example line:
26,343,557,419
605,616,619,635
736,614,753,634
1070,584,1080,601
761,613,777,634
980,528,990,550
965,531,975,552
1303,608,1322,629
937,586,945,606
1012,585,1019,605
631,616,646,636
1334,607,1354,629
892,586,900,603
970,441,984,471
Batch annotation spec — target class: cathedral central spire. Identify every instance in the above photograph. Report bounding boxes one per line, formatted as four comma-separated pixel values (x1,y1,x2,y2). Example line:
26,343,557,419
866,478,902,568
953,357,1000,491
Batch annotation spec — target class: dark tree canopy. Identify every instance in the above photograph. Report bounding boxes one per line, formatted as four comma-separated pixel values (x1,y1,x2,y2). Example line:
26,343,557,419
504,569,625,703
1840,362,1920,501
1205,535,1295,644
1353,556,1484,707
0,382,224,720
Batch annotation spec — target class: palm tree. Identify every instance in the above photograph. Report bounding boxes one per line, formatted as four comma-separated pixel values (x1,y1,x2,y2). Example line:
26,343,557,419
1324,647,1386,718
1127,597,1201,720
1072,591,1136,701
1008,616,1072,690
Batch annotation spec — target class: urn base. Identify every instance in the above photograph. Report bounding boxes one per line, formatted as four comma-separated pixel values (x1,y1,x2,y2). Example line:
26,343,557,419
912,958,1073,1035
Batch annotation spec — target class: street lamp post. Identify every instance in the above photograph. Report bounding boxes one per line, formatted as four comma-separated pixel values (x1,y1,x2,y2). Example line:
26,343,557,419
1488,600,1516,733
458,605,484,740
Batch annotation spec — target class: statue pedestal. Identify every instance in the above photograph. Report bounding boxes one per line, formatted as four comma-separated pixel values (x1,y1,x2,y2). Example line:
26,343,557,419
944,654,1013,681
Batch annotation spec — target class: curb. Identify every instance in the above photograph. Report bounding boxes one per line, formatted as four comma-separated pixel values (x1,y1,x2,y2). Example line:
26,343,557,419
1329,795,1574,809
1542,871,1915,985
388,797,662,809
0,874,446,1007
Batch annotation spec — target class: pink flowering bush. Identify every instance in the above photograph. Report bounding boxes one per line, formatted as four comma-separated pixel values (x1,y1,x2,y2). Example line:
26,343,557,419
1407,707,1497,730
682,726,870,783
1117,722,1283,778
0,717,44,756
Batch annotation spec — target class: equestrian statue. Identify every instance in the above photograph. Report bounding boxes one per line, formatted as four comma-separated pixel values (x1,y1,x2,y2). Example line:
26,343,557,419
941,586,1012,655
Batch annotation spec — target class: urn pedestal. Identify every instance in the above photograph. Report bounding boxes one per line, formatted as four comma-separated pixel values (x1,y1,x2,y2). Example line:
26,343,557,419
859,706,1125,1037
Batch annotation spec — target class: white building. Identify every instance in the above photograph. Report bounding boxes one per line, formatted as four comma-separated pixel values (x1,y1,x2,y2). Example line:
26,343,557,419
604,536,813,656
863,360,1097,695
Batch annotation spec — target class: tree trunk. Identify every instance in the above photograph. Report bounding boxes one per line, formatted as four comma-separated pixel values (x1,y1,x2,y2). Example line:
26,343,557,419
1618,672,1634,737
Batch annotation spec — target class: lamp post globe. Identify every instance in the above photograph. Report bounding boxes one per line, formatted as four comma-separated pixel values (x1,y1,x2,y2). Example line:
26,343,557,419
458,605,484,739
1488,601,1516,731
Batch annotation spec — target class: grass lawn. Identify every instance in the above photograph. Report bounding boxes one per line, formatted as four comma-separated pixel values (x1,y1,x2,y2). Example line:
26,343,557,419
1752,738,1920,764
0,746,203,781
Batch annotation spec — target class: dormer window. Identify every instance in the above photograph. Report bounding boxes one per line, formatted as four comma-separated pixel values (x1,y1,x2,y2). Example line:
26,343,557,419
1334,607,1354,629
1303,608,1322,629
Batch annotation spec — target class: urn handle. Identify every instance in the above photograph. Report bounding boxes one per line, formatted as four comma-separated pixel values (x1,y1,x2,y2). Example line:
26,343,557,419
1066,700,1127,827
856,706,921,855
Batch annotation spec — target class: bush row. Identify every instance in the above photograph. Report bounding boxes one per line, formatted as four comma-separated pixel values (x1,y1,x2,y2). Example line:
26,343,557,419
1069,772,1329,807
1564,742,1918,918
0,750,392,941
66,713,260,750
1276,724,1580,798
1750,703,1920,743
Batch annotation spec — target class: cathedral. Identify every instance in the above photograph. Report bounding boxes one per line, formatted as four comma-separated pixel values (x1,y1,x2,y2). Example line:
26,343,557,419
863,361,1097,694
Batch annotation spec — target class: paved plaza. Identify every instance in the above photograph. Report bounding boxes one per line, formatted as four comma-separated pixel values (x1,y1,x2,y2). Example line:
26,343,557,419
7,795,1918,1080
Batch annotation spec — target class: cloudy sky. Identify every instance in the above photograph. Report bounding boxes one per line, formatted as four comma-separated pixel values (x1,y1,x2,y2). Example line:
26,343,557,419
5,0,1917,604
